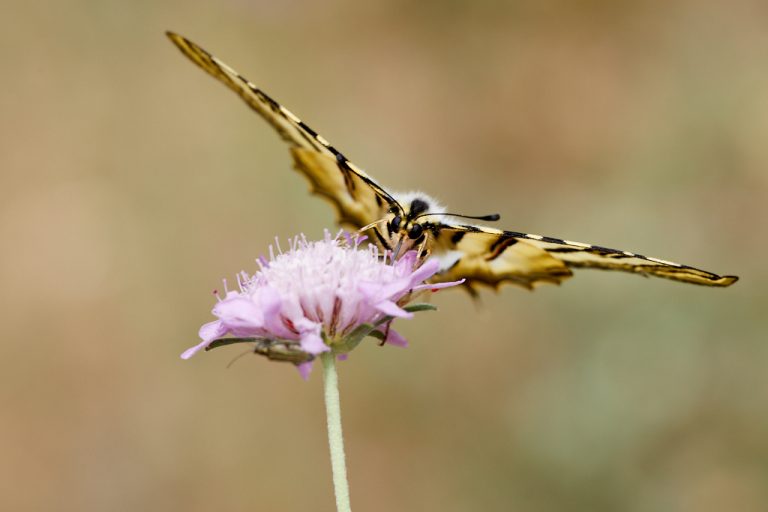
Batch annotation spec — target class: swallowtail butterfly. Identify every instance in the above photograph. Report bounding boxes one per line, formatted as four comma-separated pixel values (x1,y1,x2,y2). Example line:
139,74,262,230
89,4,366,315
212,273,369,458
167,32,738,292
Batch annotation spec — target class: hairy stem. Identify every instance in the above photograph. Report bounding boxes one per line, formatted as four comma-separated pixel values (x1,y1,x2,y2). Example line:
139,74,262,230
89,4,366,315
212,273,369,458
321,352,352,512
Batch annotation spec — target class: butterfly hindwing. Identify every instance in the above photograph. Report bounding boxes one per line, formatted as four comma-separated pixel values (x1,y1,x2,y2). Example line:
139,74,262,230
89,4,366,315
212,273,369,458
431,224,737,289
430,225,572,290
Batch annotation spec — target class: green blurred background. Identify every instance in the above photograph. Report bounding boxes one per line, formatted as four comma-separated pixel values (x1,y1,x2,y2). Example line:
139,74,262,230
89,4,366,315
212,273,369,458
2,1,766,510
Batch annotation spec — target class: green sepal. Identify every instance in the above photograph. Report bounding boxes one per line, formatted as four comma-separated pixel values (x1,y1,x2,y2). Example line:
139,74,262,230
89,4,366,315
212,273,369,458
333,303,437,352
333,322,377,354
366,329,387,342
206,337,267,351
402,303,437,313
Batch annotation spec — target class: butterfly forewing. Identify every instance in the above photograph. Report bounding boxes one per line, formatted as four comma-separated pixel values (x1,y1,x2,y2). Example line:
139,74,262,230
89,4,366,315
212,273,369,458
166,31,396,235
167,32,316,150
432,224,738,289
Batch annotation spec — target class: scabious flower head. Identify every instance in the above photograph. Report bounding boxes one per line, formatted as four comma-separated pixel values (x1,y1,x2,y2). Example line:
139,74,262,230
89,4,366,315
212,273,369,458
182,231,462,378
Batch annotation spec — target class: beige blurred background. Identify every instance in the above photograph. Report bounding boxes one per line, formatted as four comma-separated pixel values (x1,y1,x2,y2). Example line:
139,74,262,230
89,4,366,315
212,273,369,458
2,1,766,511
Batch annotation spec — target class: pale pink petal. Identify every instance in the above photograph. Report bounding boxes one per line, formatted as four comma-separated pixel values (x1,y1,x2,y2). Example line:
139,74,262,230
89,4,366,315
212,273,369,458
180,320,229,359
294,317,321,334
407,257,441,286
213,296,263,331
379,278,414,299
379,326,408,348
375,300,413,318
199,319,227,342
412,278,465,292
300,331,329,354
254,287,293,339
394,250,418,272
359,278,410,302
180,339,211,360
296,361,314,380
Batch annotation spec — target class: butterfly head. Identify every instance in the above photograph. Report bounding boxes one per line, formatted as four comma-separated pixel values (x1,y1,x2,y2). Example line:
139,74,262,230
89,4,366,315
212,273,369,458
388,197,429,235
380,193,501,257
378,195,435,256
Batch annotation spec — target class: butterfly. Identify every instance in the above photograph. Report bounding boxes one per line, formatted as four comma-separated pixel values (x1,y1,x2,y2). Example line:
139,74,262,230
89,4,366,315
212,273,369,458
166,31,738,293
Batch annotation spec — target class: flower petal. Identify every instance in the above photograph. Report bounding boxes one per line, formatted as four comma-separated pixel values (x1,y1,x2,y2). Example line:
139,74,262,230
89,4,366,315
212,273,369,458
411,278,465,292
213,295,264,331
378,326,408,348
407,257,441,287
296,361,314,380
254,287,294,339
199,319,228,342
375,299,413,319
181,320,229,360
180,339,210,360
359,277,411,303
394,250,418,272
300,332,329,354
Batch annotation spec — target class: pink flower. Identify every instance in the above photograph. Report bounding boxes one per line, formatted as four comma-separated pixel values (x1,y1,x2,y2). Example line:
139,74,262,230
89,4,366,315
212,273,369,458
182,231,463,378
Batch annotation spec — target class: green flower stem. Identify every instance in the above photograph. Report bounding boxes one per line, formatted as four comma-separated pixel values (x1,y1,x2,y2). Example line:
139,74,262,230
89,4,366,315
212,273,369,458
321,352,352,512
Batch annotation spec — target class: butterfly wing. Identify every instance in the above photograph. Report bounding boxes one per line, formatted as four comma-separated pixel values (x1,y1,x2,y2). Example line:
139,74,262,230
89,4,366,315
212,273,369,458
429,226,572,291
290,148,396,230
431,225,738,290
167,32,738,289
166,32,396,233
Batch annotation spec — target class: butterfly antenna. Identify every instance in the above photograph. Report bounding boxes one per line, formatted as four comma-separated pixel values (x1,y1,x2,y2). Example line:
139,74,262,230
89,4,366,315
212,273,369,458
416,234,430,258
416,212,501,222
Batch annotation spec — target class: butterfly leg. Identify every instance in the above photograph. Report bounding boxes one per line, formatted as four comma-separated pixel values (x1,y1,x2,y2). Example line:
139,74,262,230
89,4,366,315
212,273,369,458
416,234,431,260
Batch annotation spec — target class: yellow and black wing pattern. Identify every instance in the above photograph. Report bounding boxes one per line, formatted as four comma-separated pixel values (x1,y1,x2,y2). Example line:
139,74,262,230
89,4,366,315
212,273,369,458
431,224,738,290
166,31,396,230
167,31,738,292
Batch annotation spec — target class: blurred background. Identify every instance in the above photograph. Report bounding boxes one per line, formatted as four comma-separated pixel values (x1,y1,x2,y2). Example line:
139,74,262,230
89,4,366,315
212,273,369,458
2,0,766,510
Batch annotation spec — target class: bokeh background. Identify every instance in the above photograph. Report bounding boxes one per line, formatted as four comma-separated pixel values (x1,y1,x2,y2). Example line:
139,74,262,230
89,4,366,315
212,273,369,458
2,1,766,511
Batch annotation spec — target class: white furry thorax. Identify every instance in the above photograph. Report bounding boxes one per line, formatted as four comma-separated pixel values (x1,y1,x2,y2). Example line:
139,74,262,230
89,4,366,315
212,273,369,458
392,191,446,217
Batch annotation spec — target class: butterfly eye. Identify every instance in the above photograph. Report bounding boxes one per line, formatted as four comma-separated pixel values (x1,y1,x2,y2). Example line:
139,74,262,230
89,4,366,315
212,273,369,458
408,224,424,240
391,216,402,231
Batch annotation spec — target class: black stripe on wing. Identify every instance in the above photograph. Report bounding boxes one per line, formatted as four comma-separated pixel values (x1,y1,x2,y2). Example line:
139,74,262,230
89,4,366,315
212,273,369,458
166,31,401,211
437,224,738,287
